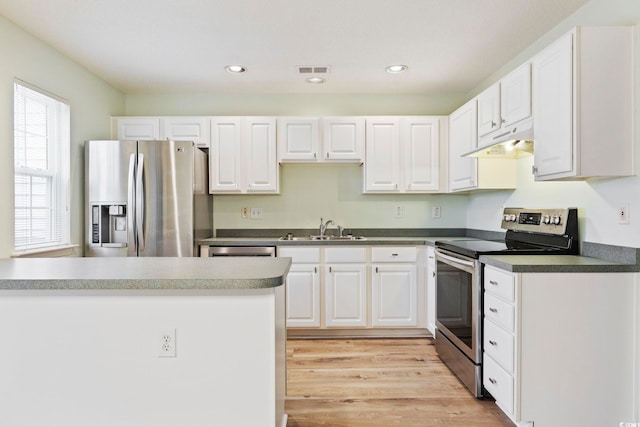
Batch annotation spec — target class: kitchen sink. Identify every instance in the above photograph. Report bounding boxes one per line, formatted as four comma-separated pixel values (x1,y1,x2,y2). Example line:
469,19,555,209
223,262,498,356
279,235,366,241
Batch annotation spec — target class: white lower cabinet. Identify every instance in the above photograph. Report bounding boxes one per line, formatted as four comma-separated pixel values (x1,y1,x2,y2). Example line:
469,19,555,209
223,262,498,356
278,247,321,328
482,265,637,426
371,246,418,327
426,246,436,336
278,245,425,333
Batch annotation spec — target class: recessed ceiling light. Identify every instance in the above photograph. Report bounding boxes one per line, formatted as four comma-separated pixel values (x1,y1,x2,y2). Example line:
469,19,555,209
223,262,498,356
306,77,326,84
225,65,247,74
386,65,408,74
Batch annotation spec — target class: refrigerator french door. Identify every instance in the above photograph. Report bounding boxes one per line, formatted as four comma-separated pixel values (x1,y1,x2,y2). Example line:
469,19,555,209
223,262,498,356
86,140,210,257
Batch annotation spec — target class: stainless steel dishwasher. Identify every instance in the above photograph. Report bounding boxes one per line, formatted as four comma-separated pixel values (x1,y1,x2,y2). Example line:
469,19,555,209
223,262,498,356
206,246,276,257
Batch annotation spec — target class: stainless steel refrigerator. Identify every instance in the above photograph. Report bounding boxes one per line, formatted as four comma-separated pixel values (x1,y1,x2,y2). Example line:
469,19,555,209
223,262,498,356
85,140,212,257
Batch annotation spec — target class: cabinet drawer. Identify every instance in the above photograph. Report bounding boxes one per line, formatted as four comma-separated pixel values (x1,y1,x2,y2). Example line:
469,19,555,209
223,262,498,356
484,293,515,333
484,319,515,373
483,354,514,415
277,247,320,263
371,246,417,263
325,247,367,263
484,266,515,302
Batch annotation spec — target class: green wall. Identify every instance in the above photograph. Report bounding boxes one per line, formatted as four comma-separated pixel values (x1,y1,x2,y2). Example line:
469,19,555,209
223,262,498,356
0,15,125,258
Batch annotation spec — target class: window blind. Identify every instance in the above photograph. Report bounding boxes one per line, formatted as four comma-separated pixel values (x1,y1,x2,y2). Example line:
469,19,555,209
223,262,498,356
14,81,70,252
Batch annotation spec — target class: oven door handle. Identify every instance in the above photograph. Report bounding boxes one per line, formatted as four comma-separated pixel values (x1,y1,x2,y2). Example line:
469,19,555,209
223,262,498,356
436,251,475,268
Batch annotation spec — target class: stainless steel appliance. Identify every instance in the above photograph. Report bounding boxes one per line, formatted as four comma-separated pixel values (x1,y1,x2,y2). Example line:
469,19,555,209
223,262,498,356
434,207,579,397
85,140,212,257
207,246,276,257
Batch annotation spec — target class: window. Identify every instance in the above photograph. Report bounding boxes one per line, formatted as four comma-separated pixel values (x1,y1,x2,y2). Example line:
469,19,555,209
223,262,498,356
13,81,70,253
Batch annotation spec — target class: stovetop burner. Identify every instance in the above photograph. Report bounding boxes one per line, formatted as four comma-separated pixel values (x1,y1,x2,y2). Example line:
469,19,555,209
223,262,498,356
435,207,579,259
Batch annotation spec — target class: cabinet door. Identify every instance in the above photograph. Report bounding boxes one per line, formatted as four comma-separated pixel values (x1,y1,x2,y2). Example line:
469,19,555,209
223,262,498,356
286,264,320,327
426,247,436,336
116,118,160,140
277,118,319,161
532,32,574,179
371,264,417,327
245,117,278,193
448,100,478,192
477,83,501,137
364,118,400,192
322,117,364,161
324,264,367,327
209,117,242,193
501,62,532,128
402,117,440,192
161,117,210,147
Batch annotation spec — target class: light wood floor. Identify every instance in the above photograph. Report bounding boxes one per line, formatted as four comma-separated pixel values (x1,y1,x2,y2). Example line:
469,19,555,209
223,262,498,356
285,338,514,427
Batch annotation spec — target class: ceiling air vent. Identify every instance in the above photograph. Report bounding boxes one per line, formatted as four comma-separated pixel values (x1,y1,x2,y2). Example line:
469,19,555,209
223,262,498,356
298,66,330,74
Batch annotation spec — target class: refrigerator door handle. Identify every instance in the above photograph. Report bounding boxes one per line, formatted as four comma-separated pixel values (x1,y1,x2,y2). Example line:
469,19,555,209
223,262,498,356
136,153,145,252
127,153,136,252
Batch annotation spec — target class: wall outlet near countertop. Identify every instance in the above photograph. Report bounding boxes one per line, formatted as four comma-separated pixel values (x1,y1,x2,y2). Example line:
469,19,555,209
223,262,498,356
618,204,630,224
393,205,403,218
241,207,249,218
250,207,264,219
432,206,441,218
158,329,176,358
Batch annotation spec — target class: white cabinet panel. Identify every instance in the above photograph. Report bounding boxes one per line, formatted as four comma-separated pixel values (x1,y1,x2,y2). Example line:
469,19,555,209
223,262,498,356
371,264,417,327
426,246,436,336
324,264,367,327
161,117,210,147
115,117,160,140
477,83,501,137
245,117,278,192
209,118,242,192
448,100,478,192
500,63,532,128
322,117,364,161
286,264,320,327
402,117,440,192
364,117,400,192
277,118,319,161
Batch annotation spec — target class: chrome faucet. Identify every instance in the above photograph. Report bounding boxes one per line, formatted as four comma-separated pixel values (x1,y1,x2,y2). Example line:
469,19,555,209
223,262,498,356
319,217,335,237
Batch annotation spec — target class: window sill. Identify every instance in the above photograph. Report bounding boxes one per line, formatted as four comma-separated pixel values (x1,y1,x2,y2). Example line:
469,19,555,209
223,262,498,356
11,244,79,258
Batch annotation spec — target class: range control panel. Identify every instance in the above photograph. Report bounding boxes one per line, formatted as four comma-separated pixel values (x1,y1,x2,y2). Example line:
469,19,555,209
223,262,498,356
501,208,577,235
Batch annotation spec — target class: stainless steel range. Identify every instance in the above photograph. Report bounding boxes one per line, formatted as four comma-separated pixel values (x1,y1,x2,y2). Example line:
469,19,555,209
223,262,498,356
434,207,579,397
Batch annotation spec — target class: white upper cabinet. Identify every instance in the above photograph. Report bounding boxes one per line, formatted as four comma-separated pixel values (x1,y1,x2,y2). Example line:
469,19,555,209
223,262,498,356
322,117,365,162
364,117,401,192
210,117,278,194
448,100,516,192
278,117,364,163
161,117,210,148
114,117,210,147
277,118,320,161
209,117,242,192
477,62,531,145
364,116,445,193
402,117,442,192
448,100,478,192
532,26,634,180
114,117,160,140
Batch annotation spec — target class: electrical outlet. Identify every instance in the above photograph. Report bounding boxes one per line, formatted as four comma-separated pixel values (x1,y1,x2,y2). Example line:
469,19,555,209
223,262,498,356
250,208,263,219
618,204,630,224
241,207,249,218
158,329,176,358
394,205,403,218
432,206,441,218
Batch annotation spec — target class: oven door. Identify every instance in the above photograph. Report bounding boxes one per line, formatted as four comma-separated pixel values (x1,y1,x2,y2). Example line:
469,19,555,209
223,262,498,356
435,249,482,364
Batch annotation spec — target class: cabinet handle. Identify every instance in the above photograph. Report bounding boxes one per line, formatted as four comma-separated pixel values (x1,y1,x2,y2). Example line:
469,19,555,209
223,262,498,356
329,266,332,273
489,280,498,285
501,117,506,124
491,121,497,128
489,307,498,313
428,256,434,259
532,165,538,175
391,253,398,257
314,153,317,159
432,272,436,278
375,267,379,273
314,267,317,273
489,377,497,385
489,340,497,346
326,152,329,159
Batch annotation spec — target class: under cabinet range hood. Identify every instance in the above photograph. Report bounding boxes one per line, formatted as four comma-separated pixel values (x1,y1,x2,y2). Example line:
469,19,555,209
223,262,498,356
463,118,534,159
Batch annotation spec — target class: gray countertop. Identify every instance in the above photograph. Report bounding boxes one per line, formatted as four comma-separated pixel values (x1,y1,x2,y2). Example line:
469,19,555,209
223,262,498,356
0,257,291,290
199,236,436,246
481,254,639,273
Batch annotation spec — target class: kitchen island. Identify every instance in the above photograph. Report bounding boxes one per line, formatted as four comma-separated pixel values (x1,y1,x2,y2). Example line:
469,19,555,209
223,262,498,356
0,257,291,427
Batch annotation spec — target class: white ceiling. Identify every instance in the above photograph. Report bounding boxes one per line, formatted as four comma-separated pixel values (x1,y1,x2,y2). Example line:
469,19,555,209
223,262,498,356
0,0,588,95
